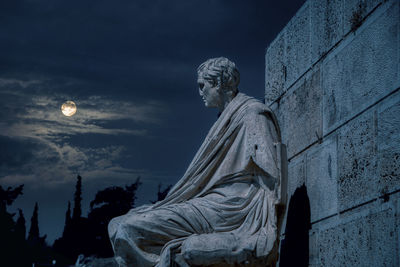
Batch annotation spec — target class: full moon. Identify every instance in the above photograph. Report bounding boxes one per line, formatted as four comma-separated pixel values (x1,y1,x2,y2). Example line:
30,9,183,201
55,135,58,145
61,101,77,116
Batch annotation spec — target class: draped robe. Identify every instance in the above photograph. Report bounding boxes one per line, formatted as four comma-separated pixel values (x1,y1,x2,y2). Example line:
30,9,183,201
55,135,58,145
108,93,282,266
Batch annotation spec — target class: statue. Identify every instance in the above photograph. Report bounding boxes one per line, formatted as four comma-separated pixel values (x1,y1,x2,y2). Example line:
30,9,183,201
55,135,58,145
108,57,286,267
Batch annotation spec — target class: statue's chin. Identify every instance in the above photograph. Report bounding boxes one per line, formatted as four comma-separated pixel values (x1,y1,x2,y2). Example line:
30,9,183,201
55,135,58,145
202,100,218,109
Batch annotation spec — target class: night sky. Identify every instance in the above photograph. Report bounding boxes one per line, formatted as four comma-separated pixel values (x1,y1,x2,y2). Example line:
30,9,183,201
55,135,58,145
0,0,305,244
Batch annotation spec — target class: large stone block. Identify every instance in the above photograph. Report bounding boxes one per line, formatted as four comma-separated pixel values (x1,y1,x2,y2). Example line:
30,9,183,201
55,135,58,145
276,69,322,158
378,92,400,194
284,2,311,89
319,208,398,267
343,0,383,34
397,196,400,265
306,135,338,222
310,0,343,64
322,2,399,134
265,31,286,104
337,110,378,211
309,231,319,266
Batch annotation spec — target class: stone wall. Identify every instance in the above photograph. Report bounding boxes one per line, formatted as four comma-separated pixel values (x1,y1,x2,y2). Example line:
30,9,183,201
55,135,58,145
265,0,400,266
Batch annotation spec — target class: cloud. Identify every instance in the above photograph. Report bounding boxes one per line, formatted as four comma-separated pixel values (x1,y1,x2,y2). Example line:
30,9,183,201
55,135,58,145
0,77,168,187
0,135,140,188
0,135,40,173
0,77,165,138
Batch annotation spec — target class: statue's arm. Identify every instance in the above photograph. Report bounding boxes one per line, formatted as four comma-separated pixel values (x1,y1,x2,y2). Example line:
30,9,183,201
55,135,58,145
244,107,280,186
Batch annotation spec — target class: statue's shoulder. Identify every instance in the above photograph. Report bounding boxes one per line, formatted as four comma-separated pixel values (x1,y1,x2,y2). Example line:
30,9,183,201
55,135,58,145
240,94,281,139
241,94,272,116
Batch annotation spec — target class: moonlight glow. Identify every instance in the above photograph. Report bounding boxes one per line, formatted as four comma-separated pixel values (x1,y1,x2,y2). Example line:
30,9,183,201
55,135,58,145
61,101,77,116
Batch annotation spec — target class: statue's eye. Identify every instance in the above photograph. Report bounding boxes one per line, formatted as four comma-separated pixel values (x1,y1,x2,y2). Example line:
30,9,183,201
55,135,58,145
199,83,204,90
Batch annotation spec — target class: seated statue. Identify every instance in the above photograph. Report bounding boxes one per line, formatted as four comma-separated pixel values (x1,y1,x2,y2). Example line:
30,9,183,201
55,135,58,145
108,57,286,267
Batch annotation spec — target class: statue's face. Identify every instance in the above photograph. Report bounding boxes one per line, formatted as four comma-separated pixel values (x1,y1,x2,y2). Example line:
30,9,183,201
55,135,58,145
197,76,223,108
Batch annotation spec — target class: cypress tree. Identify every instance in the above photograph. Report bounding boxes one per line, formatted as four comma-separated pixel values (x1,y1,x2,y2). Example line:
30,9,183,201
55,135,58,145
28,202,39,241
62,201,71,237
72,175,82,220
0,185,24,266
16,208,26,241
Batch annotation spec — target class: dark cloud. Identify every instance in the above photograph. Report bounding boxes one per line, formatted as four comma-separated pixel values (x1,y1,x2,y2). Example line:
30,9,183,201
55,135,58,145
0,136,41,172
0,0,303,100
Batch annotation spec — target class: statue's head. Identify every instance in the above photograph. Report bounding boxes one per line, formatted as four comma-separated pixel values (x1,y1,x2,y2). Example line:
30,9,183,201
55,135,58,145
197,57,240,109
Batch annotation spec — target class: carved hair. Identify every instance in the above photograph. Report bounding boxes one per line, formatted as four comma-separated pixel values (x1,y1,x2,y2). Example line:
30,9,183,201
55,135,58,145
197,57,240,94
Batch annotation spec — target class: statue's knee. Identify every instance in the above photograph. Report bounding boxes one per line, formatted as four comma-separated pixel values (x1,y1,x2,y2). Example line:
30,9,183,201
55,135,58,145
108,216,121,239
116,215,145,238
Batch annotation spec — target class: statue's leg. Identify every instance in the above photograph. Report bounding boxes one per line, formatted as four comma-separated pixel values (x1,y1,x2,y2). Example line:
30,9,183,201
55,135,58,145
108,203,214,267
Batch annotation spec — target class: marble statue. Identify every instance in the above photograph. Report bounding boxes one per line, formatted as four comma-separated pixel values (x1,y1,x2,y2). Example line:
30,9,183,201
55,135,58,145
108,57,286,267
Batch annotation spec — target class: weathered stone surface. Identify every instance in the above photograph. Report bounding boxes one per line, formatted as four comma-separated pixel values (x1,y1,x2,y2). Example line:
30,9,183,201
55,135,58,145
265,31,286,104
265,0,400,266
378,93,400,194
310,0,343,64
337,110,378,211
322,2,399,134
343,0,383,34
397,196,400,266
309,231,319,266
319,208,398,267
284,2,311,89
277,70,322,158
306,135,338,222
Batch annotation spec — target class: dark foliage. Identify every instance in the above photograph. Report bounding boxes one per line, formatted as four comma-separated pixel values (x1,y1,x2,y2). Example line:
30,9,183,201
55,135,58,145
151,183,172,203
85,176,142,257
53,175,87,265
16,208,26,242
0,184,26,265
72,175,82,220
0,185,51,266
0,184,24,208
53,176,142,262
27,202,49,265
28,202,40,241
62,201,72,238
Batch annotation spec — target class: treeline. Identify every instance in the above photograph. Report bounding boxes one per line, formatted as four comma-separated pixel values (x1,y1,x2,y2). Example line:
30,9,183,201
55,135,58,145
0,185,50,266
1,176,172,266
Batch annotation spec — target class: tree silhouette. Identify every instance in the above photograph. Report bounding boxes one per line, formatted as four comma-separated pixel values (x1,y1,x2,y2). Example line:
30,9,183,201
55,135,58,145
86,177,142,257
26,202,51,265
73,175,82,220
0,184,25,265
68,175,88,260
53,175,90,263
151,183,172,203
16,208,26,242
53,176,143,261
28,202,40,241
0,184,23,209
53,201,76,265
62,201,72,238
